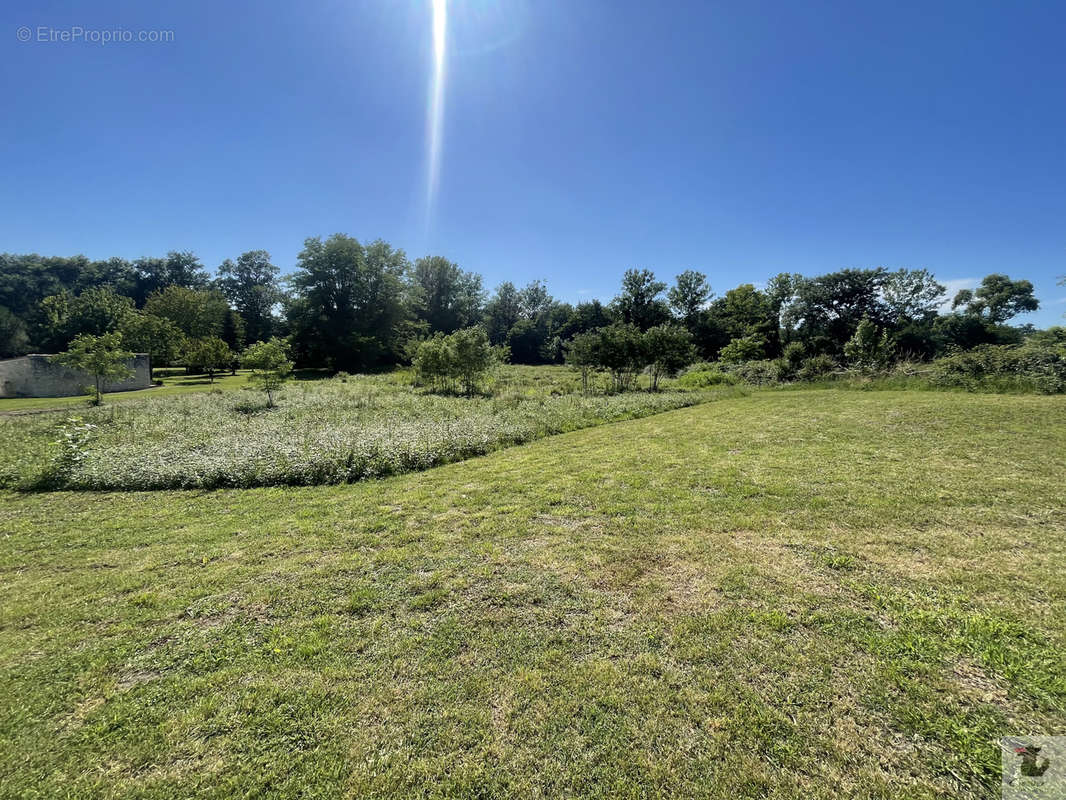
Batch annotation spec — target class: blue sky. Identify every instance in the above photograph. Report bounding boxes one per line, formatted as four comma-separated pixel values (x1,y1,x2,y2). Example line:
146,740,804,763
2,0,1064,325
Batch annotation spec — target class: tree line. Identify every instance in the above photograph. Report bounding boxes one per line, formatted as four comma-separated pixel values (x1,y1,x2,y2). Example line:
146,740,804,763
0,234,1050,374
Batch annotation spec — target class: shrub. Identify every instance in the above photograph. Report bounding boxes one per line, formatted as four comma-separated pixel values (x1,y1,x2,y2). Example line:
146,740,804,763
730,359,785,386
596,324,644,392
184,336,234,383
642,324,695,390
719,334,767,364
564,331,601,394
843,318,892,371
676,369,738,388
412,326,501,394
797,355,838,381
930,344,1066,394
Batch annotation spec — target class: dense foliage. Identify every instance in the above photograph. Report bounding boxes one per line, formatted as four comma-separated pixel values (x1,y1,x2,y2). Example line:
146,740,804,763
0,240,1053,391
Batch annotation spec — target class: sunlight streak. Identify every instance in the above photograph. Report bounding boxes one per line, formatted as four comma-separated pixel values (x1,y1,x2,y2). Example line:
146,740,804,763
425,0,448,224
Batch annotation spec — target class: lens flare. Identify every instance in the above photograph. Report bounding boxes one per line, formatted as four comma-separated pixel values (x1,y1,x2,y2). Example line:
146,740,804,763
425,0,448,223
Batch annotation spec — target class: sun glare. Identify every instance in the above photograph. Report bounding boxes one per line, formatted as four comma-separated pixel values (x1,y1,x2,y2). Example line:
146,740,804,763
426,0,448,224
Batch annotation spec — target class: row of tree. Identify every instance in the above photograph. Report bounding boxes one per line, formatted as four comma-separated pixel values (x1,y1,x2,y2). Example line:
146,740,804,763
0,236,1052,371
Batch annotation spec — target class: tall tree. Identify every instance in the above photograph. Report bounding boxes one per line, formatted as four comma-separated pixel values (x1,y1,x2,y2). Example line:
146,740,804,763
0,306,30,358
613,269,669,331
708,284,775,343
217,250,282,343
38,288,135,351
782,269,888,355
132,251,210,306
286,234,410,370
667,270,712,328
410,256,484,334
952,274,1039,323
518,280,553,320
558,300,614,341
484,282,523,345
119,313,186,369
144,286,230,339
881,269,945,322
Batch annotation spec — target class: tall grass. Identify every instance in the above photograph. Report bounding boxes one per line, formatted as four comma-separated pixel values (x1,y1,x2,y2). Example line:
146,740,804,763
0,371,743,491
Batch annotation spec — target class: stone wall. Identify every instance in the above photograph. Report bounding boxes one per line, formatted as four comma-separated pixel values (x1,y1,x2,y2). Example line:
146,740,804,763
0,354,152,398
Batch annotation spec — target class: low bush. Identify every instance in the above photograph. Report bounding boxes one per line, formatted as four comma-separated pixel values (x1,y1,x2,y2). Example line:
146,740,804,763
675,369,738,388
929,343,1066,394
796,355,837,381
729,359,785,386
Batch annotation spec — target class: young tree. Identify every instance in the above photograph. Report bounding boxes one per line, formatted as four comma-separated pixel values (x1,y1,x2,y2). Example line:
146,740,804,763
412,334,455,391
642,324,695,390
843,317,893,371
450,326,498,394
185,337,233,383
217,250,282,343
564,330,601,394
411,326,500,394
241,338,293,407
597,323,644,392
51,332,134,406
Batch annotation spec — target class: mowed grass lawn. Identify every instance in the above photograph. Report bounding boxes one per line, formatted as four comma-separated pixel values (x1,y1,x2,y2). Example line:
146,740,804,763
1,390,1064,798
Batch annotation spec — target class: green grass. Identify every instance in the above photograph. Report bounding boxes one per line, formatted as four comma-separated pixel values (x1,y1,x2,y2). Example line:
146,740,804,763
0,366,733,491
0,368,336,413
0,370,255,413
0,389,1063,798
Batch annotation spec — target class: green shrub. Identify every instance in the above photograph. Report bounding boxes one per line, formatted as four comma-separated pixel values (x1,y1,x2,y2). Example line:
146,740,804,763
730,359,784,386
412,327,501,394
676,369,738,388
797,355,838,381
719,334,767,364
930,344,1066,394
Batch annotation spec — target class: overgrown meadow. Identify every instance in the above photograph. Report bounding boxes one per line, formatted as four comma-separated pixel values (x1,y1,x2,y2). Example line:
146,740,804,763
0,367,740,491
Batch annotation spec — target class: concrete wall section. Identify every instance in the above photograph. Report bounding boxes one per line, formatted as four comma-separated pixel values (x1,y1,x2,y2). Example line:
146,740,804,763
0,354,152,398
